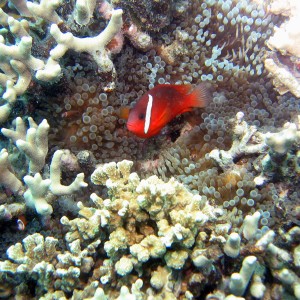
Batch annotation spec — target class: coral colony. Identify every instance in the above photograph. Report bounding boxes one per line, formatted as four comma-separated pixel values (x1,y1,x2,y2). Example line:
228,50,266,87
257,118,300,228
0,0,299,299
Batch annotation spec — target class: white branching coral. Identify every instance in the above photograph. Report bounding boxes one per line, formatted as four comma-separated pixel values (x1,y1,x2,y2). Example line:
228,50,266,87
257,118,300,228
57,239,100,274
224,232,241,258
61,200,109,243
77,161,220,283
9,0,32,17
0,33,41,121
1,117,87,216
209,112,300,186
0,4,123,122
91,159,136,196
2,117,49,173
23,173,52,216
209,112,267,170
37,9,123,81
59,160,223,287
23,149,87,216
265,122,300,154
26,0,63,24
254,121,300,185
130,235,166,262
73,0,97,26
0,148,23,194
0,233,58,274
0,232,102,295
229,256,257,296
242,211,261,240
49,150,88,195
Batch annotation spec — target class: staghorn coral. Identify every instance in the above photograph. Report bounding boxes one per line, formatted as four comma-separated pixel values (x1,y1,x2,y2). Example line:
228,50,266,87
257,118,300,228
39,8,123,80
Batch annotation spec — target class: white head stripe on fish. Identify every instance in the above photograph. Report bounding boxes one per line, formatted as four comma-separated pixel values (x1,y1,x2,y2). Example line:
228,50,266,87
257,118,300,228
144,94,153,134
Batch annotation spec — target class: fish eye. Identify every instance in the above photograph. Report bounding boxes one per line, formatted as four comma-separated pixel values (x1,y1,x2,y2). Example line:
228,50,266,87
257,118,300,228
138,113,145,120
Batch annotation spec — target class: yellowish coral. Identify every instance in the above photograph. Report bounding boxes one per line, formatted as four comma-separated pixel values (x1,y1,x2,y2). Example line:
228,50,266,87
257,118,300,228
164,250,189,269
130,235,166,262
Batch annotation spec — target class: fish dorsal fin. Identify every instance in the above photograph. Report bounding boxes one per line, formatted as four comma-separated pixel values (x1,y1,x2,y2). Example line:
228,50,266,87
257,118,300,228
168,84,193,95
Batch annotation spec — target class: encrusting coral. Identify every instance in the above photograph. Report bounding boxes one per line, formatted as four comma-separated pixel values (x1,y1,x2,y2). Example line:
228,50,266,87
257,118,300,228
0,0,299,299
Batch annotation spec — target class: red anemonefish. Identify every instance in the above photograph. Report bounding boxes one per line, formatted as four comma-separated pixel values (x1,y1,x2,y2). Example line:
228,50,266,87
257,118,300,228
127,83,210,138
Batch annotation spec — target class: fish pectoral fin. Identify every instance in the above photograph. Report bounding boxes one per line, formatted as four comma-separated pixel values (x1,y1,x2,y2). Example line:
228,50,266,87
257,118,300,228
161,110,172,125
151,110,170,131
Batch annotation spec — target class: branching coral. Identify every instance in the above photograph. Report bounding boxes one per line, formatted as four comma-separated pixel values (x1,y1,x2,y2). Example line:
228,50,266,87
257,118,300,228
0,117,87,216
66,160,221,288
0,232,101,296
73,0,96,26
209,111,300,186
264,54,300,97
0,159,299,299
267,0,300,57
2,117,49,173
0,233,58,294
209,112,267,171
38,9,123,81
26,0,63,24
0,2,124,122
0,148,23,194
254,120,300,185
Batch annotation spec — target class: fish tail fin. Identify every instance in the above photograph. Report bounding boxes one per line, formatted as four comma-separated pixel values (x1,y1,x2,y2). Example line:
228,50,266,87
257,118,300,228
189,83,211,108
